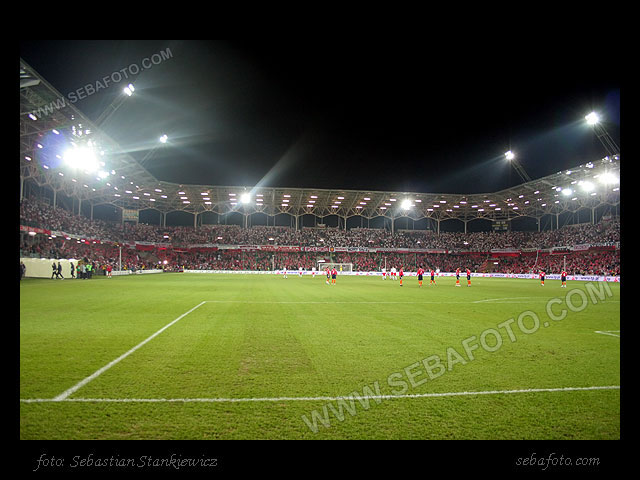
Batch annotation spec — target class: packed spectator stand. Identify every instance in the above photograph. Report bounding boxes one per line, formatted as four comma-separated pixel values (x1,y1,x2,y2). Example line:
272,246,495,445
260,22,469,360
20,197,620,276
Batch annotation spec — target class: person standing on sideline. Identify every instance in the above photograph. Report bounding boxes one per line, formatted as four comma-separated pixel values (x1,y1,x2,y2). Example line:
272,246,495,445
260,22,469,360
20,261,26,281
70,261,75,279
57,261,64,279
106,264,113,278
51,261,57,279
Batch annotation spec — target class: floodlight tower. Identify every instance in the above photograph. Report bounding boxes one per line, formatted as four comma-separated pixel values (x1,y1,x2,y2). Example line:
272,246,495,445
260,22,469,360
138,134,169,167
93,83,137,128
585,112,620,157
505,150,531,183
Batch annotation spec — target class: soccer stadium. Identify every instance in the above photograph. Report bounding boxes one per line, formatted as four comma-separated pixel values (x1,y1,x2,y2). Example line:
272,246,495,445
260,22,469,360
19,42,620,459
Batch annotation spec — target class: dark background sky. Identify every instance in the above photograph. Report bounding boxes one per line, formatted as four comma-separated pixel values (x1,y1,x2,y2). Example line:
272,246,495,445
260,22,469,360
19,40,620,194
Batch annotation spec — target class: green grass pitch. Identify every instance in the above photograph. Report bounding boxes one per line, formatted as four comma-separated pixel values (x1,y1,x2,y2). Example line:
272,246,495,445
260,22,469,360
19,273,620,439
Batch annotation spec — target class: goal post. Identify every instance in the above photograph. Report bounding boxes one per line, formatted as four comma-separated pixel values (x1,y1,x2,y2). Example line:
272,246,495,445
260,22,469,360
317,262,353,273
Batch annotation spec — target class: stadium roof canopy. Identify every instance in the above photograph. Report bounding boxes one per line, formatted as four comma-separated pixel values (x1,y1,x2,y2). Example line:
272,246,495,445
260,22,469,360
20,59,620,226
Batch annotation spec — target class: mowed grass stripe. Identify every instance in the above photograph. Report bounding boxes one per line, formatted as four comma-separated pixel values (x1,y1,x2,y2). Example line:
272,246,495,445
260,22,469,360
70,301,327,399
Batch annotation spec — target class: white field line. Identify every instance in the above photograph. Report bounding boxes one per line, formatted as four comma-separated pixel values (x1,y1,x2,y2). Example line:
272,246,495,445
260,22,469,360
472,296,540,303
204,299,618,305
203,299,550,305
51,301,208,401
21,385,620,404
595,330,621,338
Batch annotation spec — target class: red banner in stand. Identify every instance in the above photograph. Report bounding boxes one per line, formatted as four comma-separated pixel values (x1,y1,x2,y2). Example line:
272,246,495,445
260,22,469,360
20,225,51,235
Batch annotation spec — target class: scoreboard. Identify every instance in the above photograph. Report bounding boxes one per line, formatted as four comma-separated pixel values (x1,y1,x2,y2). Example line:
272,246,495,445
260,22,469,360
122,208,139,223
492,220,509,232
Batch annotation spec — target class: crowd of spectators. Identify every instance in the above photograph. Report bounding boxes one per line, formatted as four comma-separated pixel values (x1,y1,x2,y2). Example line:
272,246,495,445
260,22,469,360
20,196,620,275
491,250,620,276
20,198,620,250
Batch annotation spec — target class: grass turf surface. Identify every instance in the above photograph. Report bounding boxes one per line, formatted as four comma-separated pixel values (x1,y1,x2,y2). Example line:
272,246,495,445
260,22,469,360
19,273,620,439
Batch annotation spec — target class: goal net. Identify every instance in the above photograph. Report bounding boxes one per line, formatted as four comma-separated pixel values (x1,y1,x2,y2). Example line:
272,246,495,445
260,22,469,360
317,262,353,273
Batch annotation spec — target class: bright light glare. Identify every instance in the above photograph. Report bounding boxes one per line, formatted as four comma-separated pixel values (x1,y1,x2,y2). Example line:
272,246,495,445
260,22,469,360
401,199,413,209
585,112,599,125
561,188,573,196
505,150,515,160
123,86,133,96
580,181,595,192
599,172,619,184
159,134,168,143
240,193,251,204
63,146,99,172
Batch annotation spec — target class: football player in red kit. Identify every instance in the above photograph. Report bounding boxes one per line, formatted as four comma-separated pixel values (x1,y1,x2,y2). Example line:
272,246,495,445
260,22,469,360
399,267,404,286
540,270,545,286
417,267,424,287
331,267,337,285
466,268,471,287
430,269,436,285
455,268,461,286
561,270,567,288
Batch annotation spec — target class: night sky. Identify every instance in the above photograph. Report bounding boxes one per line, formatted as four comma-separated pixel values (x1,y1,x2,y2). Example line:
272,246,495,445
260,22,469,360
19,40,620,194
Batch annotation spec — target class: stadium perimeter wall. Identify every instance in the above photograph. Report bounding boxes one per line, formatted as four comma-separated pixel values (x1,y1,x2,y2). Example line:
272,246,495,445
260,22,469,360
19,258,619,283
19,257,163,278
183,270,620,282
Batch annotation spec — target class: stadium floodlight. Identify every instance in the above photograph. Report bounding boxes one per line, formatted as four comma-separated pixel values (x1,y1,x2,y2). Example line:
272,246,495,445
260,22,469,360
123,83,135,96
159,134,168,143
561,188,573,196
63,145,100,172
504,149,531,182
580,181,595,192
585,112,599,125
401,199,413,210
585,111,620,156
240,193,251,204
599,172,619,185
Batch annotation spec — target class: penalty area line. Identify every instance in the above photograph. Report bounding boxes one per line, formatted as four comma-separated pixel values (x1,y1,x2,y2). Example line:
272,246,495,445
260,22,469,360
595,330,620,338
21,385,620,404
